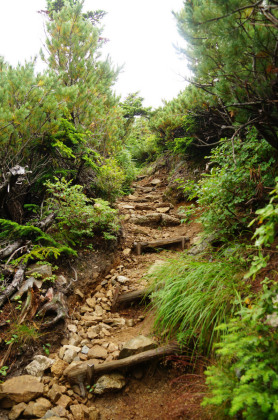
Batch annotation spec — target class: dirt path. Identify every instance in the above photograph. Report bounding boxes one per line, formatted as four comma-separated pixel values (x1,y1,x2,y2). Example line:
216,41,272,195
80,170,205,419
0,169,211,420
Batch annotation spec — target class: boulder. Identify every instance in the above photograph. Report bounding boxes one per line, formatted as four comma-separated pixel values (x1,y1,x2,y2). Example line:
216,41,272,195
0,375,43,407
119,335,157,359
93,373,126,395
25,355,54,377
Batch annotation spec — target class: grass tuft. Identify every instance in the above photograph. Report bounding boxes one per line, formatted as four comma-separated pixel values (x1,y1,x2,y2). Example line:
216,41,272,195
148,251,248,355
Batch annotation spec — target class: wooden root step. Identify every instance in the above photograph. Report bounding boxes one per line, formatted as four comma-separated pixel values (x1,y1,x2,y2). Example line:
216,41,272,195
111,288,149,311
134,236,189,255
65,342,181,396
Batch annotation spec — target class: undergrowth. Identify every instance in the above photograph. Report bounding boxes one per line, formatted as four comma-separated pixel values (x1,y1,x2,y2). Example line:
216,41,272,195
148,249,249,355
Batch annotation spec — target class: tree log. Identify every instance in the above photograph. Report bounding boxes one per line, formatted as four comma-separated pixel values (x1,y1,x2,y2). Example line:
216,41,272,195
134,236,189,255
0,264,26,308
65,342,181,395
112,288,150,311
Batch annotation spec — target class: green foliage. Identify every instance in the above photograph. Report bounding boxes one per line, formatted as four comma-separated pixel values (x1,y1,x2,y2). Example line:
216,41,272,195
43,343,51,356
93,158,125,202
174,0,278,149
148,250,248,355
5,323,40,346
45,177,119,244
0,366,9,377
191,129,277,237
203,280,278,419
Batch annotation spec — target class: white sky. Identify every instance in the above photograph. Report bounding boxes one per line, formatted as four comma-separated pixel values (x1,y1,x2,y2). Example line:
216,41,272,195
0,0,188,108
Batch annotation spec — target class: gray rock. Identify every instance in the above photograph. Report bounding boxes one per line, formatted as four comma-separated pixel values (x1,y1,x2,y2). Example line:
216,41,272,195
25,355,54,377
117,276,129,284
93,373,126,395
62,345,81,364
81,345,89,354
119,335,157,359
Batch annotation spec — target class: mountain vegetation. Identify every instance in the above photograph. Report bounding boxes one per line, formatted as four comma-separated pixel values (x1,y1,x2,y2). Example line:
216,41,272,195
0,0,278,418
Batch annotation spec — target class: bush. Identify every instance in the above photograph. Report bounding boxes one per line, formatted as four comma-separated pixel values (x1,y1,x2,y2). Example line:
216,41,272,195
148,250,248,355
45,177,119,245
93,158,125,202
203,280,278,420
181,129,277,238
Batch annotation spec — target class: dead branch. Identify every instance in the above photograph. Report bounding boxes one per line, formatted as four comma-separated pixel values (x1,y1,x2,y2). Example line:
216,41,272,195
0,264,26,309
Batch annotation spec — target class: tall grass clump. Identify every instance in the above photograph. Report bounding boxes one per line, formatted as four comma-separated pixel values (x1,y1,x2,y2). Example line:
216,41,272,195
148,251,248,355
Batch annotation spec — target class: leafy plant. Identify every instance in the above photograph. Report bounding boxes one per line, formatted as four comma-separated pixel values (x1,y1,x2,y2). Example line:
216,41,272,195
45,177,119,245
0,366,9,377
203,280,278,419
192,129,276,237
148,250,248,354
43,343,51,356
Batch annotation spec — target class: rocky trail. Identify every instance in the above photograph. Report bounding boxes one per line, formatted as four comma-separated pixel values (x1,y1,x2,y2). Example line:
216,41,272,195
0,169,207,420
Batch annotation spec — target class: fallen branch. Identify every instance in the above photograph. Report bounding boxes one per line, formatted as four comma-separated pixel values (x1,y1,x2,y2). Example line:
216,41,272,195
0,264,26,309
65,342,181,396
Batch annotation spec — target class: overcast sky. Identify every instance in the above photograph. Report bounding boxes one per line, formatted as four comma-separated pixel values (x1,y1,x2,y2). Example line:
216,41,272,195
0,0,188,108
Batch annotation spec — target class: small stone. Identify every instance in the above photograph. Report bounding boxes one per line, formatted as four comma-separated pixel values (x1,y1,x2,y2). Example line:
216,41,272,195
81,345,89,354
56,394,72,409
93,374,126,395
47,384,66,403
68,333,81,347
70,404,89,420
23,401,35,417
80,305,94,314
94,305,103,316
62,345,81,363
126,319,135,327
67,324,77,333
51,359,69,377
25,355,54,377
8,402,27,420
86,297,96,308
87,345,108,360
151,178,161,185
32,397,52,417
123,248,131,256
88,407,100,420
108,343,118,352
156,207,170,213
117,276,129,284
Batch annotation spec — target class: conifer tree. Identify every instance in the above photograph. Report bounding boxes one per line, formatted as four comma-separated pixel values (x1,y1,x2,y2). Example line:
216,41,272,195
174,0,278,149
